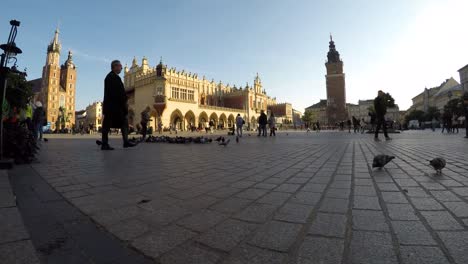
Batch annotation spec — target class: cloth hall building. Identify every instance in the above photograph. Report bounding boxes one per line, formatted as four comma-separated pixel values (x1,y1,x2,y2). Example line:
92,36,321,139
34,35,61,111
124,57,278,131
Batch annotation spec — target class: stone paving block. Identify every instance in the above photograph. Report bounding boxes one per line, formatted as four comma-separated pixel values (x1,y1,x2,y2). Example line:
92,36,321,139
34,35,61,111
354,178,373,186
386,203,419,221
296,236,344,264
319,198,349,214
91,205,144,226
430,190,462,202
438,179,464,187
391,221,436,245
257,192,292,206
301,183,327,193
208,187,242,198
274,203,314,223
421,211,463,230
403,187,431,198
381,192,409,204
254,182,278,190
308,213,347,238
410,197,444,210
107,218,150,241
177,209,228,232
438,231,468,264
287,177,309,184
235,188,269,200
325,188,350,199
394,179,419,187
441,201,468,218
350,231,398,264
289,191,322,205
329,181,351,189
400,246,450,264
222,244,286,264
138,205,192,227
0,240,40,264
452,187,468,196
210,197,252,214
354,185,377,196
309,177,330,184
160,241,223,264
196,219,258,251
0,208,30,244
234,203,278,223
0,187,15,208
353,210,389,232
249,220,302,252
376,183,400,192
131,224,196,259
419,182,446,190
272,183,301,194
353,195,381,210
230,180,257,189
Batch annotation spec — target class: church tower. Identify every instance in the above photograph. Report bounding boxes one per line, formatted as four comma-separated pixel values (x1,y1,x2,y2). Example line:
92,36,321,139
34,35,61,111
325,35,347,125
39,29,77,131
41,29,61,130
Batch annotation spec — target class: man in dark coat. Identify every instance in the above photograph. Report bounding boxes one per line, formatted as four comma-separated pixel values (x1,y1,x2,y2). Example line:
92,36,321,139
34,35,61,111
101,60,136,150
258,110,268,137
374,90,391,140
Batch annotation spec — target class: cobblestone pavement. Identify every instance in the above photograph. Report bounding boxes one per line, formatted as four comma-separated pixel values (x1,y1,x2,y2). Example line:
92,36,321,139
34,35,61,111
28,130,468,263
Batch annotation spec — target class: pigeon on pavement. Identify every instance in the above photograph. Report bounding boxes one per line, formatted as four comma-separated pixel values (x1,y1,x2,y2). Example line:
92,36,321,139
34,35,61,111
372,155,395,169
429,157,446,175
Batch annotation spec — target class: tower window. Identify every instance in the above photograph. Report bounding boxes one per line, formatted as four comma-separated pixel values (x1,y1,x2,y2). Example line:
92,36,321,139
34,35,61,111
70,74,73,80
69,84,72,88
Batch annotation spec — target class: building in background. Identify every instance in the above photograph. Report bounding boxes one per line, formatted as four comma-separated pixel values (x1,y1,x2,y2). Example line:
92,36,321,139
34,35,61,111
347,100,400,123
304,99,328,125
30,29,76,131
123,57,282,131
408,77,461,113
460,64,468,92
268,103,293,124
84,102,103,131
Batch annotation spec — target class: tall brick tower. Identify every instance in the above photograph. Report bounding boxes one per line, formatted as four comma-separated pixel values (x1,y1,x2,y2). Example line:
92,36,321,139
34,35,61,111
325,35,347,125
39,29,76,130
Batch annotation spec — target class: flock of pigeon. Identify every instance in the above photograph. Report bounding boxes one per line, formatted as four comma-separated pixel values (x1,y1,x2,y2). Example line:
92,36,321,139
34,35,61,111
372,154,446,175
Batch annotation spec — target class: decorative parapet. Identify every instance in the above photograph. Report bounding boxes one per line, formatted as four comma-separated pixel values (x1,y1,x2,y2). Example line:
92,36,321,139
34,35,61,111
167,98,197,104
199,104,244,112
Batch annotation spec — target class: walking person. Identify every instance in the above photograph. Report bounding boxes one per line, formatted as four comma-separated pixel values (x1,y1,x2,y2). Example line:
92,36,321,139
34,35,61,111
158,120,163,134
347,119,352,133
268,113,276,136
360,118,366,134
140,106,151,141
316,121,321,132
374,90,391,141
101,60,136,150
32,101,45,141
258,110,267,137
236,114,244,137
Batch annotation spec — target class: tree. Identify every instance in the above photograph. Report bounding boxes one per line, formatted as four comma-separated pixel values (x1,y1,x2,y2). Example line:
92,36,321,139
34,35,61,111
425,106,441,121
56,106,70,131
301,109,316,127
5,72,33,111
444,98,464,117
405,110,425,123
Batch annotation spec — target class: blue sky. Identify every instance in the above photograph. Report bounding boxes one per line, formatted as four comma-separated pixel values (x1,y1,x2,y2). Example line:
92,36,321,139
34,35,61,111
2,0,467,111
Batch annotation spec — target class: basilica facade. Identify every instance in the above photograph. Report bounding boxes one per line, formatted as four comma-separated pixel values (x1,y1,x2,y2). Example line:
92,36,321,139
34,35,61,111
124,57,276,131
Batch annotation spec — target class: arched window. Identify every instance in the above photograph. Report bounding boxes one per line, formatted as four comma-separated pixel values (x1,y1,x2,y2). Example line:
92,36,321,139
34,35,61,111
59,95,65,108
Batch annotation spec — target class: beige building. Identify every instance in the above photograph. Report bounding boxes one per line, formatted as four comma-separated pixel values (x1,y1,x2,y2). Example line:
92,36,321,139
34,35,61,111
305,100,328,125
123,57,277,131
409,77,462,113
458,64,468,92
84,101,103,131
268,103,293,124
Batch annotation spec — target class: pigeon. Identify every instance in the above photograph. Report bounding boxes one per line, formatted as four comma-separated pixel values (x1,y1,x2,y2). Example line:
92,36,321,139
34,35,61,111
236,136,239,143
429,157,446,175
43,138,49,142
215,136,223,142
219,139,230,146
96,140,102,146
372,155,395,169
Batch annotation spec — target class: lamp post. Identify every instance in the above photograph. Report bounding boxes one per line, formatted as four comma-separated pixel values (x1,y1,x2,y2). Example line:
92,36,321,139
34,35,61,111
0,20,22,169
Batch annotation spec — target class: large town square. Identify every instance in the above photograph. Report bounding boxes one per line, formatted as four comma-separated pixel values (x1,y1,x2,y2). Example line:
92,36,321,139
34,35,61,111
1,0,468,263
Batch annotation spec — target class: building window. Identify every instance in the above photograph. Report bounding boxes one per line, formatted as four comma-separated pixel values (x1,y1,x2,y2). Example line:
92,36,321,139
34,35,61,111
155,87,163,95
188,90,194,101
70,74,73,80
69,84,72,88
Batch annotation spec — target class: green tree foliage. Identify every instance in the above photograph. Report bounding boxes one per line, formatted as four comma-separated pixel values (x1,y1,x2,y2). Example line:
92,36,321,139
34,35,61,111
405,110,425,123
384,93,396,108
443,98,464,117
56,106,70,130
301,109,316,126
5,72,33,111
425,106,441,121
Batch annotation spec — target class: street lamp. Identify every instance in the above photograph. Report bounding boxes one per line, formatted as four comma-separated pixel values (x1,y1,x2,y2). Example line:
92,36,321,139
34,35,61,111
0,20,22,169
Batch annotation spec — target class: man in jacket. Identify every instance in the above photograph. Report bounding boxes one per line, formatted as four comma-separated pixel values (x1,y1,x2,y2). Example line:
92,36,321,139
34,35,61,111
236,114,244,137
374,90,391,140
258,110,268,137
101,60,136,150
